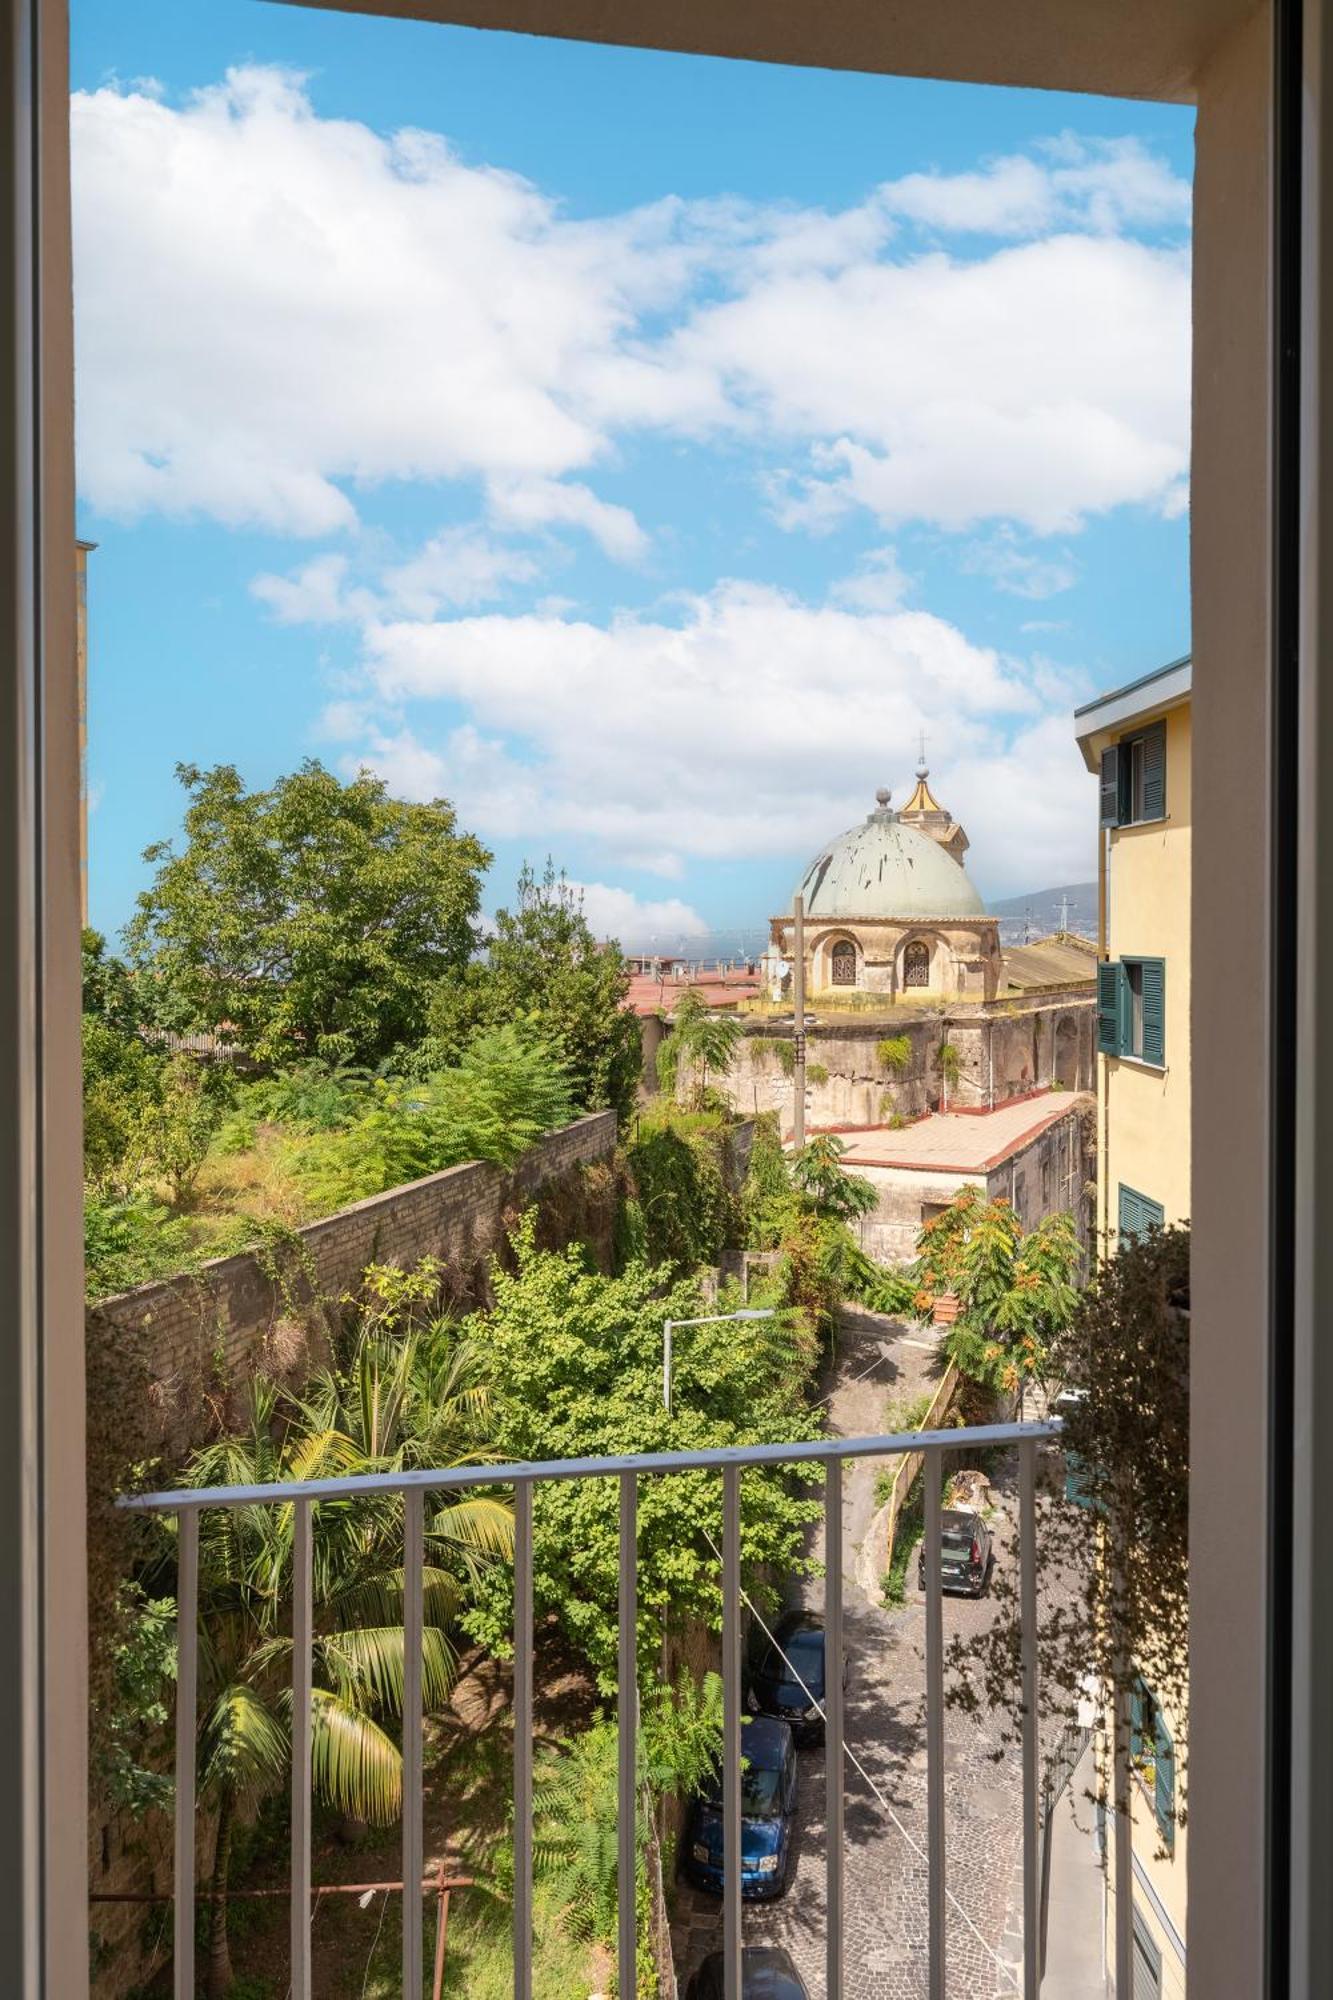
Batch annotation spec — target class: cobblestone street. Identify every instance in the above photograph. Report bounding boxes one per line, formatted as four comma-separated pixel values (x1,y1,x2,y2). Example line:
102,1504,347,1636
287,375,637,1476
670,1307,1034,2000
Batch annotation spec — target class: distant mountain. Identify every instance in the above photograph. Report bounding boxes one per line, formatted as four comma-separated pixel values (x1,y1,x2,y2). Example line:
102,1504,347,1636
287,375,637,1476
988,881,1097,945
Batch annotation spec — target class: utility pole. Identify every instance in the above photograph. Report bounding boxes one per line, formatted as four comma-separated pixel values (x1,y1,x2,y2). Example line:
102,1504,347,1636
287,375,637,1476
793,893,806,1148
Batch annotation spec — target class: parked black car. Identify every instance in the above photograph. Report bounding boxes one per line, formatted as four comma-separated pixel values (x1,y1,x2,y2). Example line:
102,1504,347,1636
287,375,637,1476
685,1945,811,1998
917,1507,993,1596
682,1715,798,1900
747,1610,845,1744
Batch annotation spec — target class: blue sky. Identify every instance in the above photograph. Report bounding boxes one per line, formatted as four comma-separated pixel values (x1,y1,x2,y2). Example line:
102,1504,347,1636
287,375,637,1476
72,1,1193,949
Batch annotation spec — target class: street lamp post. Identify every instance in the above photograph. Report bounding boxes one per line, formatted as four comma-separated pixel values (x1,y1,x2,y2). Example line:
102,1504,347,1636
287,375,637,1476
661,1308,776,1416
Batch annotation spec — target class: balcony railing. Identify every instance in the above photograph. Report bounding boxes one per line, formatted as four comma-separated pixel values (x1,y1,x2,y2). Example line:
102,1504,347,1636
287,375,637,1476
121,1417,1081,2000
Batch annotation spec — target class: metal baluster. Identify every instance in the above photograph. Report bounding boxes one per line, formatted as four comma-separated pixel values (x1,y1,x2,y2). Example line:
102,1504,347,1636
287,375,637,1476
1019,1438,1040,2000
403,1488,424,2000
618,1471,638,1998
175,1509,199,2000
825,1460,844,2000
291,1498,313,2000
722,1463,742,2000
924,1450,946,2000
514,1481,534,2000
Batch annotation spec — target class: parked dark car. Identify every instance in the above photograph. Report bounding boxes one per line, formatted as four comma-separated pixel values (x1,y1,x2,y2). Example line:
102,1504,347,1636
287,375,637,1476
747,1610,846,1744
917,1507,993,1596
685,1944,811,1998
682,1714,798,1901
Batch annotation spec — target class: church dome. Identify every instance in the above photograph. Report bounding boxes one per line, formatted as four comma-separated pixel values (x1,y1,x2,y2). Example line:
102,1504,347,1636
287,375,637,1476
793,788,987,920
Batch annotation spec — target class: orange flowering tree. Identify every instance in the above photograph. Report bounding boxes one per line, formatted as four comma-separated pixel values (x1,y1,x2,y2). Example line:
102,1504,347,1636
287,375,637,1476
912,1185,1083,1391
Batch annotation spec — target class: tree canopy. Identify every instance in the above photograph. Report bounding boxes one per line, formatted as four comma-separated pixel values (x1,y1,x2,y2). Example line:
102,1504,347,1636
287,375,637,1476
913,1184,1083,1390
427,860,642,1124
126,761,490,1067
461,1220,823,1691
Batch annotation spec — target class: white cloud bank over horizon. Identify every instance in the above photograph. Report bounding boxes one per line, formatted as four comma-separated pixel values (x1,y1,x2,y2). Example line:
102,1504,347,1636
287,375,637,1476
73,66,1190,548
322,577,1095,901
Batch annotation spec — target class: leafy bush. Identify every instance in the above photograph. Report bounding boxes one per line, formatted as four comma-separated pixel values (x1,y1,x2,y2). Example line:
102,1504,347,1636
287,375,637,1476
623,1104,740,1273
84,1192,197,1298
877,1035,913,1075
288,1026,575,1211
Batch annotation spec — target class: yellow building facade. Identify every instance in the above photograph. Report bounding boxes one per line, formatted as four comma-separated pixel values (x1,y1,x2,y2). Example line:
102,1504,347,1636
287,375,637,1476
1075,654,1191,2000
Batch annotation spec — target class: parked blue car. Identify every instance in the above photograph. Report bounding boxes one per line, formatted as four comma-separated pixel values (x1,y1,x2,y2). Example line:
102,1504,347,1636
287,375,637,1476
682,1715,798,1901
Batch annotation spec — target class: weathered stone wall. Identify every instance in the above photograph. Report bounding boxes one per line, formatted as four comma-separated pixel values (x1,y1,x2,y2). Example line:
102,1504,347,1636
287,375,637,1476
88,1109,618,1459
854,1098,1095,1266
711,997,1094,1135
86,1111,618,1998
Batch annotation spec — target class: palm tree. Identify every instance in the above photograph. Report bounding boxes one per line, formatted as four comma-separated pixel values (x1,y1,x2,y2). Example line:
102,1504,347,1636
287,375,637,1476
176,1309,512,1997
655,990,743,1108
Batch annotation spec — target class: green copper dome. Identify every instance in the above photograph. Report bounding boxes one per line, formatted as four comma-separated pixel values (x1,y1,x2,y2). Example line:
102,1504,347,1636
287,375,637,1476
794,789,986,920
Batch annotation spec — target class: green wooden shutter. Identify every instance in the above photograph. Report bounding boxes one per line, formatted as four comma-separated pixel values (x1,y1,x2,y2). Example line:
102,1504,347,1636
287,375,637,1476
1097,961,1121,1055
1100,745,1121,827
1140,959,1166,1066
1119,1185,1165,1240
1141,721,1167,820
1154,1713,1176,1852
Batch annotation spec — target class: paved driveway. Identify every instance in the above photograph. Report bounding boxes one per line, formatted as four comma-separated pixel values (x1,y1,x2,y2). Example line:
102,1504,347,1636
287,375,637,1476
670,1308,1031,2000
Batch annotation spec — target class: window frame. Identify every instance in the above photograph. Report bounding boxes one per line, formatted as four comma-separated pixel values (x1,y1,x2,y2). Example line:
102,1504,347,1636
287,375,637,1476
828,938,857,987
1102,718,1168,830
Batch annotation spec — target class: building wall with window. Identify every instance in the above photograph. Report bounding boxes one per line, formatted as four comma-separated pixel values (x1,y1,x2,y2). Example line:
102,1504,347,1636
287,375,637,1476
1076,656,1192,1999
1076,658,1192,1240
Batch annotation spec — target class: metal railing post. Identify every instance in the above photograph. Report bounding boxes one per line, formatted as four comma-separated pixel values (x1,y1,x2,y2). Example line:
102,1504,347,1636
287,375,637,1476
513,1481,534,2000
618,1471,638,1999
1019,1437,1040,2000
174,1509,199,2000
722,1462,743,1999
291,1497,313,2000
825,1460,844,2000
403,1488,424,2000
924,1449,946,2000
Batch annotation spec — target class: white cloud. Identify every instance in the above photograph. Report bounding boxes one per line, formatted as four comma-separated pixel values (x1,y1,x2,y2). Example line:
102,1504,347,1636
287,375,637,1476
73,69,1191,548
961,529,1078,599
832,546,912,611
567,881,708,944
676,233,1189,535
484,477,648,562
380,528,542,617
252,552,364,624
878,136,1191,238
71,68,675,540
336,579,1091,895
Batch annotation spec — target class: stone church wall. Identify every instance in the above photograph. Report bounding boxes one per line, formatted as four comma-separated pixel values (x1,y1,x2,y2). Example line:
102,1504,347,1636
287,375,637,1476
706,996,1095,1136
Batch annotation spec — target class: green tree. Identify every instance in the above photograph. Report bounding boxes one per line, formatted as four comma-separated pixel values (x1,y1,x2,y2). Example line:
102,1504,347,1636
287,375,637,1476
126,761,490,1067
946,1225,1189,1824
462,1220,822,1691
429,861,643,1124
655,990,743,1109
914,1184,1083,1390
82,926,144,1033
790,1134,878,1223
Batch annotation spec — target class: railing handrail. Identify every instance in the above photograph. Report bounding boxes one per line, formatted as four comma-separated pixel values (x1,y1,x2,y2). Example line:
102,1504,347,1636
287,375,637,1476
118,1417,1061,1514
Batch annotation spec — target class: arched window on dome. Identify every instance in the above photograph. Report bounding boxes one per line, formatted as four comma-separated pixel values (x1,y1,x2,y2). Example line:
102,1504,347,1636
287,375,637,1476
903,939,931,988
830,940,857,987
